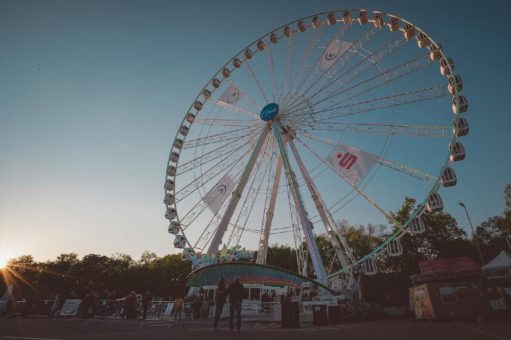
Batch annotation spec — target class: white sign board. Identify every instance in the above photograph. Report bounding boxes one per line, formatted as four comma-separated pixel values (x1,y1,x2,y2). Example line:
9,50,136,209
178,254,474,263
59,299,82,316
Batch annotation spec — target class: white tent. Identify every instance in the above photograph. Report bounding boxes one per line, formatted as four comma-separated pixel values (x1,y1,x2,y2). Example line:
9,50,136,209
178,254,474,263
482,251,511,270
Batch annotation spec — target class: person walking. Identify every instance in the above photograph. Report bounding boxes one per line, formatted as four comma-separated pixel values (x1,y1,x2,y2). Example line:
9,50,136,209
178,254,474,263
226,277,244,332
212,277,227,330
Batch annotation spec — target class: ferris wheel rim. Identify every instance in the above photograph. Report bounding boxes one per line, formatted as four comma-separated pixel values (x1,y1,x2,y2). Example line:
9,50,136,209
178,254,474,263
164,9,467,277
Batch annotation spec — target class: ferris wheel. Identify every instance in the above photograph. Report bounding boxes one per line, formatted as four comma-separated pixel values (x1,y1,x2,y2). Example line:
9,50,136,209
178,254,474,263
163,9,468,288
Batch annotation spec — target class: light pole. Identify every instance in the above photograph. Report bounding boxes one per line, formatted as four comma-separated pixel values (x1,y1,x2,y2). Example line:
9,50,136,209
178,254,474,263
459,202,485,264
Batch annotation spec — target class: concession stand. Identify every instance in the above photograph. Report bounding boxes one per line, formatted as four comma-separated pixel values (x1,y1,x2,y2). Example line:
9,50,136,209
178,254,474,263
409,257,482,320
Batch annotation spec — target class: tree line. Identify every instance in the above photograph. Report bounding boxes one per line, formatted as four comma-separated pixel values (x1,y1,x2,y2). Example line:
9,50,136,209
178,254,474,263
2,184,510,302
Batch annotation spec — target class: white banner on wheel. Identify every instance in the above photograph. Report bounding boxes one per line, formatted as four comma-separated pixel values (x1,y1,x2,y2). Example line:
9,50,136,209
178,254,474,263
218,84,243,105
326,144,376,186
320,39,353,69
203,174,236,213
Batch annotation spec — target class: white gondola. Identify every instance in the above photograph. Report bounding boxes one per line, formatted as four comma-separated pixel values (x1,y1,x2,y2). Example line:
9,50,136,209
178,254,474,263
362,257,377,275
168,221,180,234
163,193,175,205
166,165,177,176
232,58,242,68
170,152,179,163
343,10,352,24
358,10,368,25
193,101,203,111
452,95,468,114
186,113,196,123
403,23,415,40
388,16,399,32
164,178,175,191
417,32,430,48
212,78,221,88
441,167,457,187
429,43,442,60
174,235,186,249
283,26,291,37
453,117,469,137
297,20,306,32
165,207,177,220
181,248,195,261
244,48,253,59
179,125,189,136
257,40,266,51
448,74,463,95
427,193,443,213
449,141,466,162
202,89,211,99
311,16,321,29
222,68,231,78
173,138,184,149
327,12,336,26
373,12,384,29
269,33,278,44
388,239,403,256
440,57,454,76
410,217,425,235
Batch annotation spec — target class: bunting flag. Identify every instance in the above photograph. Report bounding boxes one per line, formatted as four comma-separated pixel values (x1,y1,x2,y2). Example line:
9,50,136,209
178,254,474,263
202,174,236,213
218,84,243,105
326,144,376,186
320,39,353,69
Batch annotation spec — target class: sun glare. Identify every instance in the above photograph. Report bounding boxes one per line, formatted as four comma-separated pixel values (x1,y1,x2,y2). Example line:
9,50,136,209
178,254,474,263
0,253,9,269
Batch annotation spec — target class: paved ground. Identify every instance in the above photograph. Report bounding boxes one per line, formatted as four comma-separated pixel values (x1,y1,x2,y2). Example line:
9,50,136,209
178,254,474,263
1,317,510,340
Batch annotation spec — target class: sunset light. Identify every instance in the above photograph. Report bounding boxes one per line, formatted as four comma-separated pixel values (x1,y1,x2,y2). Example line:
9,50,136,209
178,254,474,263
0,252,10,269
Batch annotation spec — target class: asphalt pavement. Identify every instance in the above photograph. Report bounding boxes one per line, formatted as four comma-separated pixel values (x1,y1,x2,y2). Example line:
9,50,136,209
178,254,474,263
1,317,510,340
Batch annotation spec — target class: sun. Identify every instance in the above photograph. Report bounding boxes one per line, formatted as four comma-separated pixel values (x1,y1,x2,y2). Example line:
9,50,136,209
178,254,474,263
0,253,10,269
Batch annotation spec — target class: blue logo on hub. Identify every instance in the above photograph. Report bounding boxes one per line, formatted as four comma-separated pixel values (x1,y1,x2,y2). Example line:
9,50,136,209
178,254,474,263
260,103,279,121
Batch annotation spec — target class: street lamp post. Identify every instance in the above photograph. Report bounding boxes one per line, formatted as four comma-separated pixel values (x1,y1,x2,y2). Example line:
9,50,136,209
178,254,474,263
459,202,485,264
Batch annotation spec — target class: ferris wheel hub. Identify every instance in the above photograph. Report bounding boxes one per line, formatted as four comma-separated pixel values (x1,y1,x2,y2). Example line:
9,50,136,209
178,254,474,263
259,102,279,121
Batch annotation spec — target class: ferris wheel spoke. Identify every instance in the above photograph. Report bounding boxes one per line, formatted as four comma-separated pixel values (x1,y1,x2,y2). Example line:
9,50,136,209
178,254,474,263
283,24,377,112
296,133,437,183
280,24,328,109
283,25,395,113
296,137,405,229
288,20,350,104
180,166,245,229
215,101,260,119
294,84,449,121
291,52,432,118
177,139,252,176
245,61,270,104
280,27,322,109
265,43,279,103
277,34,295,104
197,118,260,127
298,122,451,139
183,125,259,149
176,149,250,202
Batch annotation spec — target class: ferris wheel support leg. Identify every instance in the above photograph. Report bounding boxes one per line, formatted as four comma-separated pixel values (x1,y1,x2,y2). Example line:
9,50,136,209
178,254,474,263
206,124,271,257
256,156,283,265
272,121,328,285
288,140,354,271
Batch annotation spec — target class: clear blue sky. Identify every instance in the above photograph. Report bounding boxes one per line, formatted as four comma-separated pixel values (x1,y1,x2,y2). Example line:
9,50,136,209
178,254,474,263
0,0,510,261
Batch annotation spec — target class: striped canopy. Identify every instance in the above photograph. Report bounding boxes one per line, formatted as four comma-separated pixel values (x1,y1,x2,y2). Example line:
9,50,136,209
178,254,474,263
185,262,333,293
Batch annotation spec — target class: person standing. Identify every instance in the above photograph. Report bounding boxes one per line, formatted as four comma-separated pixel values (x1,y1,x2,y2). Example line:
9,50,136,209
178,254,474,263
142,292,151,320
125,291,137,320
213,277,226,330
226,277,244,332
